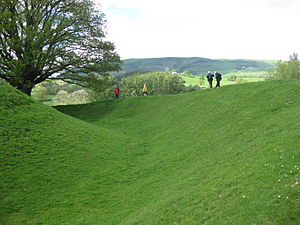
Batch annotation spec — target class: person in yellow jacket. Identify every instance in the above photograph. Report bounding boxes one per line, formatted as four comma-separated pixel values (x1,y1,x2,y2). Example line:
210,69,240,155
142,83,148,96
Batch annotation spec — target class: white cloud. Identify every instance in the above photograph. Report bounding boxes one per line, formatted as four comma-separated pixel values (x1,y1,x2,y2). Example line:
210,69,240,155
97,0,300,60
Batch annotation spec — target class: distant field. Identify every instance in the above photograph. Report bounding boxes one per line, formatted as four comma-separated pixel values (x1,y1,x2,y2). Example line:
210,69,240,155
181,71,268,88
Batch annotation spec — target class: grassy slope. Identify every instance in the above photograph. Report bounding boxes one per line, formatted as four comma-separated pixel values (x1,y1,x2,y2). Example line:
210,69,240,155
0,83,142,224
1,80,300,224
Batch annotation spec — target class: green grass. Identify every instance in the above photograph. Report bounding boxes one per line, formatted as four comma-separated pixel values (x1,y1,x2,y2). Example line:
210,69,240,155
1,80,299,224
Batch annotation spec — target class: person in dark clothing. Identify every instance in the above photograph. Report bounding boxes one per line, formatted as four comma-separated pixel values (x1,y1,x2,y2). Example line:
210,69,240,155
215,71,222,87
206,71,214,88
114,87,120,99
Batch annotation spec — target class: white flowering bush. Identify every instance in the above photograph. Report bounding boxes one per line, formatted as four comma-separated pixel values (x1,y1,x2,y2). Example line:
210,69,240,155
53,89,90,105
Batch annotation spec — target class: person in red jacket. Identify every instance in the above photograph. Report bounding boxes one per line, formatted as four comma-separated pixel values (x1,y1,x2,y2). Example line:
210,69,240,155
114,87,120,99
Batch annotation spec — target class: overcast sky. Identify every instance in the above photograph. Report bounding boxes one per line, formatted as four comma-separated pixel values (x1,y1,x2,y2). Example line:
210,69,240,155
97,0,300,60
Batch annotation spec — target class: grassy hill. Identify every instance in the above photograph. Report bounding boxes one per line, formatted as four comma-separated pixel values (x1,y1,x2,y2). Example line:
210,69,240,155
1,80,299,224
121,57,275,75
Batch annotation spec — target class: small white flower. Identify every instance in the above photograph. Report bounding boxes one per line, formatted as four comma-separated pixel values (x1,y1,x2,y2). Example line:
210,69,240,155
242,195,246,198
295,165,298,168
278,195,281,198
292,156,295,158
278,179,281,182
286,196,289,199
281,165,284,167
295,181,299,185
290,171,293,173
284,175,288,177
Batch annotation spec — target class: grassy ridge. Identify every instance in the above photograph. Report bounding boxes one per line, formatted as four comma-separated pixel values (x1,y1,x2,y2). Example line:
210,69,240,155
1,80,300,224
0,83,143,224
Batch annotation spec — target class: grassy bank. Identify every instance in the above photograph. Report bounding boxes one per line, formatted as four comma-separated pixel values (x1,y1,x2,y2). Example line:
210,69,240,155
1,80,299,224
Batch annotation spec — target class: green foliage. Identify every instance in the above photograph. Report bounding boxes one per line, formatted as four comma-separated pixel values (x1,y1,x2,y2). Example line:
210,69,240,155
32,80,83,96
1,81,299,224
33,86,48,102
120,72,186,97
236,78,247,84
227,75,237,81
37,81,61,95
88,75,116,101
31,80,91,104
52,89,90,105
0,0,121,95
269,53,300,79
198,75,205,85
182,71,193,77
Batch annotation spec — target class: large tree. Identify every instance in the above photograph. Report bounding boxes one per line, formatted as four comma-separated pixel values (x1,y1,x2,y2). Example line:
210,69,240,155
0,0,121,95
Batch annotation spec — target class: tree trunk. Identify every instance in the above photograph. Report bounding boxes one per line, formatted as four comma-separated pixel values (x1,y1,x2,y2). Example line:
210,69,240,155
18,85,33,96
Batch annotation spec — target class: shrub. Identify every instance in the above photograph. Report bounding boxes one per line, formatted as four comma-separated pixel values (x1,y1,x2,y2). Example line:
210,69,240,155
227,75,237,81
198,76,205,85
120,72,185,97
269,53,300,80
53,90,90,105
87,76,116,101
33,86,48,102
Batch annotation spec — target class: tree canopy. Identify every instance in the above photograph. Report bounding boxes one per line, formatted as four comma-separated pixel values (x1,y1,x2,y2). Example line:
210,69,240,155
269,53,300,80
0,0,121,95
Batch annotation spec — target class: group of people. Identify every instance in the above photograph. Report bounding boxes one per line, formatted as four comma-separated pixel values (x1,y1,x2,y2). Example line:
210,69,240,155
206,71,222,88
114,83,148,99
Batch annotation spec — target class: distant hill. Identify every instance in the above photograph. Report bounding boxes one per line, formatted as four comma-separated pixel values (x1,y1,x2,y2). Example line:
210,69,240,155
120,57,275,75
